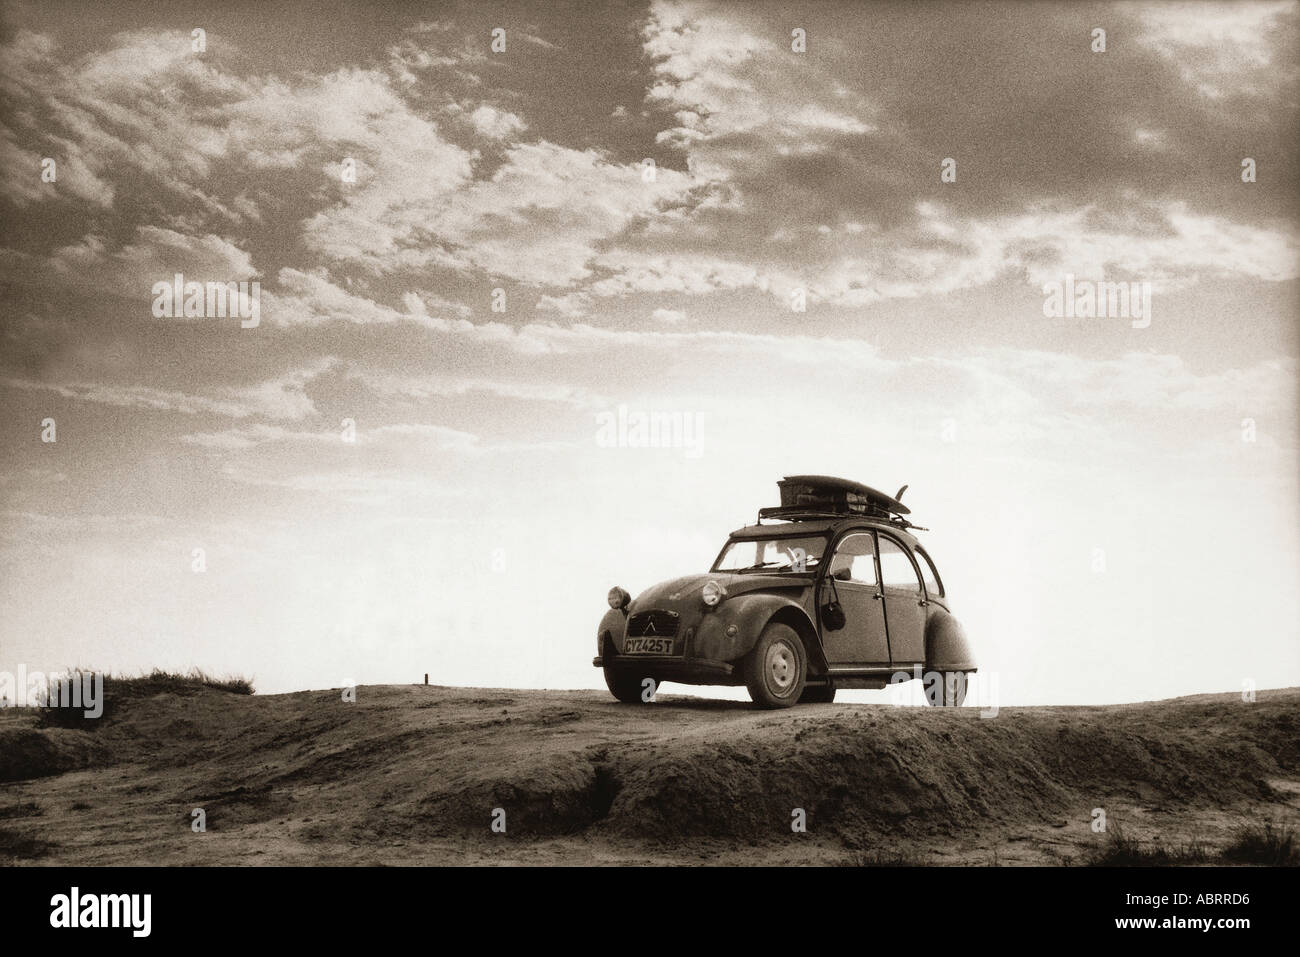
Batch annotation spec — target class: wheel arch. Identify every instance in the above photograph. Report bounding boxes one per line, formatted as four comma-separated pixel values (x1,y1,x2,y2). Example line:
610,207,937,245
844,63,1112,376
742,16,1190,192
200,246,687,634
597,607,627,654
924,608,977,672
764,603,828,676
702,593,826,673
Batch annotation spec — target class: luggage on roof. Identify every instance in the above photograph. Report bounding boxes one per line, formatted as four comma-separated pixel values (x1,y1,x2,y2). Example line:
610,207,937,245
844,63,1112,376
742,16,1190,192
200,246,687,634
775,475,910,517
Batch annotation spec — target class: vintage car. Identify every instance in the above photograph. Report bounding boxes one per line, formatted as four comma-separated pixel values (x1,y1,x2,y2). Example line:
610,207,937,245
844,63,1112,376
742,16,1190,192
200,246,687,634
593,475,976,709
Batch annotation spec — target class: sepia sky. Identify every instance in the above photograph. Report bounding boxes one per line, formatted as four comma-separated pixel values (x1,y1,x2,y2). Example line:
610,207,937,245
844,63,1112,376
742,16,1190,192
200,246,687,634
1,0,1297,702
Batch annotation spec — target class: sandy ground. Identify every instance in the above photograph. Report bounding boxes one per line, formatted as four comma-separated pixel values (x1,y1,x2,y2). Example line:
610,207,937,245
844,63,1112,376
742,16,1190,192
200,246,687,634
2,684,1297,865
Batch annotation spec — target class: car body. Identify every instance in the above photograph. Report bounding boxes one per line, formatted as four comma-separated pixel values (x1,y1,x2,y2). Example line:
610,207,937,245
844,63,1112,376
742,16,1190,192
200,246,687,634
593,476,976,708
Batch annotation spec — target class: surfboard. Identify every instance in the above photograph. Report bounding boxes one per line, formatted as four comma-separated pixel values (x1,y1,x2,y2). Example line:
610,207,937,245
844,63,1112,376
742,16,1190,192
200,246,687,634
777,475,911,516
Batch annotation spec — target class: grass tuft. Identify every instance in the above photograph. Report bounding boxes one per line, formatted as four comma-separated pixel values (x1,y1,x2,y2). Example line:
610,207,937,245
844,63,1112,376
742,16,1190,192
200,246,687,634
1221,822,1298,867
1089,821,1299,866
108,668,255,699
1087,827,1210,866
843,847,923,866
36,667,253,730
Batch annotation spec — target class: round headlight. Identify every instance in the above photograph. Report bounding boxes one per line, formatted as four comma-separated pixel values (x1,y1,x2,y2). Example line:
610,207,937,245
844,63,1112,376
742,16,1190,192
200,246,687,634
607,586,630,609
701,580,725,607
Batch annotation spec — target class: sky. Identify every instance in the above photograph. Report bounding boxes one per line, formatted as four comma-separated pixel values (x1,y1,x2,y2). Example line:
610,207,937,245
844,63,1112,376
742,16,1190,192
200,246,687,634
0,0,1296,704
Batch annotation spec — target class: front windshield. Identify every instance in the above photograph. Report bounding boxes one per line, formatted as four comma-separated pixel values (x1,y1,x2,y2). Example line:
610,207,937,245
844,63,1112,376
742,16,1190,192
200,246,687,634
713,535,827,573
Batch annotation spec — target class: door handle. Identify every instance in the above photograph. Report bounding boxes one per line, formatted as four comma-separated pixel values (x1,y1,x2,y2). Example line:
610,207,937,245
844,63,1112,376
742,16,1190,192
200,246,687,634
917,599,929,607
872,593,883,600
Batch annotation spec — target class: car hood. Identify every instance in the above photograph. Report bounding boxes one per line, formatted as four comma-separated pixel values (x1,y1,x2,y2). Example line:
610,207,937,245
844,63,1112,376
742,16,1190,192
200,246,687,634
630,571,806,613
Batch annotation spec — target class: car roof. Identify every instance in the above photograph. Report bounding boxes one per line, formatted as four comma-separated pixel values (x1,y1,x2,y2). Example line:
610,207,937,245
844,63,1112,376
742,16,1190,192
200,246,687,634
728,518,922,551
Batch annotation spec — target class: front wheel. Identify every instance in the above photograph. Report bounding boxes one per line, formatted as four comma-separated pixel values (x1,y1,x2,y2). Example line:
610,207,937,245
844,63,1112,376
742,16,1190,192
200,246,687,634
743,623,807,709
924,670,969,707
604,667,655,704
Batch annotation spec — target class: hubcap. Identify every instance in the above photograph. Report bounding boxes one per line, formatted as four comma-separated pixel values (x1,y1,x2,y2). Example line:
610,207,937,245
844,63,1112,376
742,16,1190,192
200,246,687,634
766,640,797,695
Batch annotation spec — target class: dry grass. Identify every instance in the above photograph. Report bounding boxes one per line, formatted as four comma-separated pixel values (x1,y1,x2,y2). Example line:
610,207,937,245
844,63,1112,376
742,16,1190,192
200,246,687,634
1087,828,1210,866
37,668,253,730
1221,822,1298,866
1088,821,1297,866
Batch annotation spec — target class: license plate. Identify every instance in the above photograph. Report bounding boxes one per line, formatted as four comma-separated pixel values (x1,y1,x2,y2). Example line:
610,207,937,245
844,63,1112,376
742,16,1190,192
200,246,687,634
624,637,674,655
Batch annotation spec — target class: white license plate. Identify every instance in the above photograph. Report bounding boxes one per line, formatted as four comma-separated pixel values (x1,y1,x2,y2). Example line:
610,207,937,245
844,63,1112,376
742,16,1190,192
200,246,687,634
624,637,674,655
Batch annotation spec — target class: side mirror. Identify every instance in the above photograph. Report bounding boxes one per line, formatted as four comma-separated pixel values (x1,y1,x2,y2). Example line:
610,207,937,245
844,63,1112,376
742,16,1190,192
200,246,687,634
833,568,852,582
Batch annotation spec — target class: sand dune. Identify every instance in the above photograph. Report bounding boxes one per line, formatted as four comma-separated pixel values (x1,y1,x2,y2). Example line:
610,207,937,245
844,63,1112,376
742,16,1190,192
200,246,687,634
2,684,1297,865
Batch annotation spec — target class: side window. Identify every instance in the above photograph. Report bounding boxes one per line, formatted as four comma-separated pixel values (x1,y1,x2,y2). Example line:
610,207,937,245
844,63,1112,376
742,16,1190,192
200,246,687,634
914,547,943,597
829,532,877,585
877,537,922,594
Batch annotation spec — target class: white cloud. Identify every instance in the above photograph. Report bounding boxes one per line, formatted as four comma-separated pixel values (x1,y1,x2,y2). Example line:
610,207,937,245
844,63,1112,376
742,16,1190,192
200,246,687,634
419,141,700,285
1136,1,1298,98
2,359,330,422
181,421,481,452
46,226,258,302
642,1,875,145
467,104,526,139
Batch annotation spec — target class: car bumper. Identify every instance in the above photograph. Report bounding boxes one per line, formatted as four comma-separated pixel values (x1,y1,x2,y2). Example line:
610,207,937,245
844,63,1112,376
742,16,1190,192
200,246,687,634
593,655,735,682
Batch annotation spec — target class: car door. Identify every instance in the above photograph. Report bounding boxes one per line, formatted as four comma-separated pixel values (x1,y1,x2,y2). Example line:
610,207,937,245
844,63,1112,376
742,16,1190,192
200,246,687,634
819,531,890,667
876,533,927,666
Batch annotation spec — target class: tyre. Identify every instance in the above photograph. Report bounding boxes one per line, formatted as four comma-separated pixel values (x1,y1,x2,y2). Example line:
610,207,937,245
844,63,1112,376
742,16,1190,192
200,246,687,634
923,670,968,707
798,681,836,704
604,667,654,704
743,623,807,709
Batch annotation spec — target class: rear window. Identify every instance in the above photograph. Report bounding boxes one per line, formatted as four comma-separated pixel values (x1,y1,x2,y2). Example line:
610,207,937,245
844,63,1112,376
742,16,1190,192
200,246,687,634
914,547,944,597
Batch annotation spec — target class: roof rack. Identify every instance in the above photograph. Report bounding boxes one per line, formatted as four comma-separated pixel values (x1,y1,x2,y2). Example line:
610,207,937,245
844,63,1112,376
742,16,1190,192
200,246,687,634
756,505,928,532
757,506,848,522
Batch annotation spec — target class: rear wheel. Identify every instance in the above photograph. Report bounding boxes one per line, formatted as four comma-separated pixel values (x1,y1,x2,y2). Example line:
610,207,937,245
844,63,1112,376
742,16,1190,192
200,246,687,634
743,623,807,709
924,670,968,707
798,681,836,704
604,667,654,704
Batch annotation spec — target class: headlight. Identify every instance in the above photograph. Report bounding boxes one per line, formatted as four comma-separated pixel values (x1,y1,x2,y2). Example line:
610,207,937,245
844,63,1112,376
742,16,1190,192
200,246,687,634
701,580,726,607
607,586,630,610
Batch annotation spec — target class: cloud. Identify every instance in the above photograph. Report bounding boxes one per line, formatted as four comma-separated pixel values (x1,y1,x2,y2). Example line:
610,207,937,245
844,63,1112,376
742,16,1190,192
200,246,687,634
0,123,114,207
1136,1,1299,99
3,359,330,421
535,292,592,318
467,104,526,139
588,251,760,296
8,8,1292,327
264,270,532,355
4,378,254,418
0,30,259,216
181,421,481,451
400,141,700,285
643,0,876,146
180,423,308,450
401,290,473,319
351,369,605,407
576,197,1298,309
652,308,687,323
613,0,1300,311
44,226,258,303
226,361,333,421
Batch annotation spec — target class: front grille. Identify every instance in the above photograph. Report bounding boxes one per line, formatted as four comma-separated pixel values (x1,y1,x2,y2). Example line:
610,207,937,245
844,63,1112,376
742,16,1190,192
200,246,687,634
626,610,680,639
